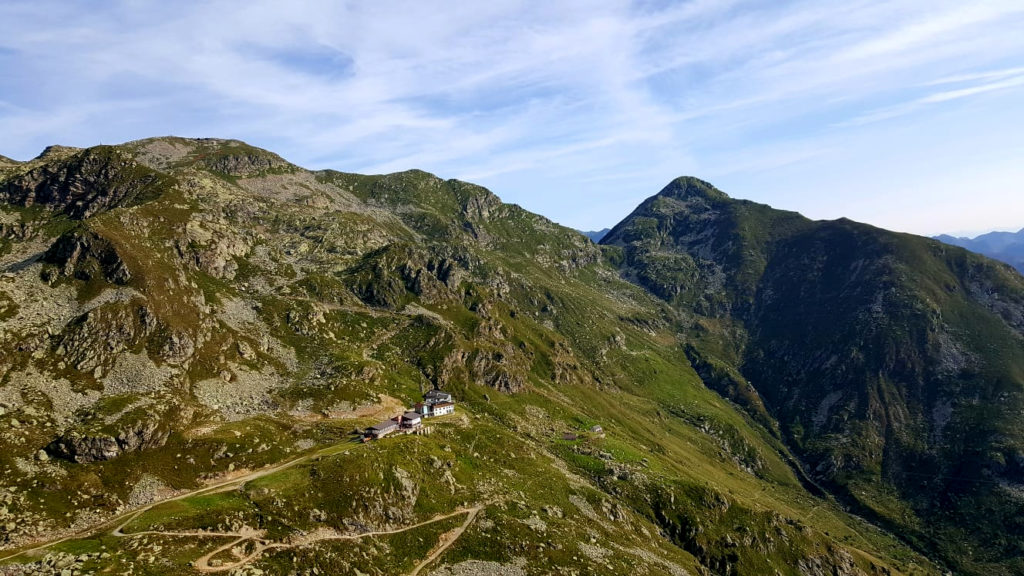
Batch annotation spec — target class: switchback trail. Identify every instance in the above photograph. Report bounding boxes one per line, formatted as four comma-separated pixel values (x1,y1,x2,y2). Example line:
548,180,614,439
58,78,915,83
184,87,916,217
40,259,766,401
0,438,350,563
152,506,484,573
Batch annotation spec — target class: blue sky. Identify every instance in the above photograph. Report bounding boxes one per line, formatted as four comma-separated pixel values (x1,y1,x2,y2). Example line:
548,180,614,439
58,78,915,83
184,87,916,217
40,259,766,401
1,1,1023,236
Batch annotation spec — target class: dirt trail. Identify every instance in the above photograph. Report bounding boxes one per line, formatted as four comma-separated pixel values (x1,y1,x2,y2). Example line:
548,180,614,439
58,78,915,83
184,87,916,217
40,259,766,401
0,445,328,563
0,428,482,574
193,536,285,574
190,506,483,573
409,506,482,576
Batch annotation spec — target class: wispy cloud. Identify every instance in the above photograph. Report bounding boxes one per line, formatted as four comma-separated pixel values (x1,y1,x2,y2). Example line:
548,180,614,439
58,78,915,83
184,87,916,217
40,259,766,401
0,0,1022,234
920,74,1024,103
925,65,1024,86
835,73,1024,127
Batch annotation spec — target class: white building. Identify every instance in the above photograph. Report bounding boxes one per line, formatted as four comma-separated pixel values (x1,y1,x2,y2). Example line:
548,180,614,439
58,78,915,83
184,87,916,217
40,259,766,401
416,389,456,418
431,401,455,416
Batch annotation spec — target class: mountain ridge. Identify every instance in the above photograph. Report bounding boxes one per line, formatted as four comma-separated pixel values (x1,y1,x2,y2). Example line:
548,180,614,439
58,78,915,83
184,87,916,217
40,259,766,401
0,136,1017,575
936,228,1024,274
580,228,610,243
602,178,1024,575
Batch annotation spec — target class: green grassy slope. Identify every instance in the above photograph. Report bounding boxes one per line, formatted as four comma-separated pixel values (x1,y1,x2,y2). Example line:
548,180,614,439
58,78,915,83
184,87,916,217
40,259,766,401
603,177,1024,575
0,140,941,574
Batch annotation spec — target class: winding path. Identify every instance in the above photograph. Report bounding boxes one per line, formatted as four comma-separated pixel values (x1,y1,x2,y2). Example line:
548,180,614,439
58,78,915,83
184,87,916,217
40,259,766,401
0,427,483,575
408,506,481,576
184,506,483,573
0,441,335,563
0,444,481,575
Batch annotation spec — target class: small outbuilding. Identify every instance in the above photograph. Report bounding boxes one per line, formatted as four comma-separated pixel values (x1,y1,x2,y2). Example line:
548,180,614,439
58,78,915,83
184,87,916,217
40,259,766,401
401,411,422,428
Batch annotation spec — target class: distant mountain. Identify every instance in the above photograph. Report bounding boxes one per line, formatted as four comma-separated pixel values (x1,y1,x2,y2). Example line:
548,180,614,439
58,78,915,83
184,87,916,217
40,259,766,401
581,227,610,242
935,229,1024,273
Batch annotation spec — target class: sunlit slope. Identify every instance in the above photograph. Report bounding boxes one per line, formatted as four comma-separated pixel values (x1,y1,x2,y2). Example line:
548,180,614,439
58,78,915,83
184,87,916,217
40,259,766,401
0,139,939,574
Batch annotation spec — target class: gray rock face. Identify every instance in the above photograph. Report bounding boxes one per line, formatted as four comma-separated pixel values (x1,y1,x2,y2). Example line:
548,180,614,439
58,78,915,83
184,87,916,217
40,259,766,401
47,419,170,463
160,331,196,365
42,228,131,284
967,268,1024,336
199,147,289,177
57,300,156,373
796,547,864,576
1,146,172,219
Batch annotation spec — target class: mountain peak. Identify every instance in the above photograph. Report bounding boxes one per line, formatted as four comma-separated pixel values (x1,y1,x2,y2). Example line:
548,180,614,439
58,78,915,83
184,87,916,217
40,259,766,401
34,144,83,161
658,176,730,202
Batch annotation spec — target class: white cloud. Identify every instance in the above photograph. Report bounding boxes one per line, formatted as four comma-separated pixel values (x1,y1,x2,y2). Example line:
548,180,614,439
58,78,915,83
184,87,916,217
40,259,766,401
0,0,1021,234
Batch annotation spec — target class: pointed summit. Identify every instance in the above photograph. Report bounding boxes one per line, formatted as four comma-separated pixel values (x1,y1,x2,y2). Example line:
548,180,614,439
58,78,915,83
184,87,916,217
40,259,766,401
600,176,742,250
657,176,730,202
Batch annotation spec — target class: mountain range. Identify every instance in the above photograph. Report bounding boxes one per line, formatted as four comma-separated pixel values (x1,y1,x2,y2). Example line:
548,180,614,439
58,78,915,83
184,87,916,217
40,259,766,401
0,138,1021,576
581,228,611,243
936,229,1024,274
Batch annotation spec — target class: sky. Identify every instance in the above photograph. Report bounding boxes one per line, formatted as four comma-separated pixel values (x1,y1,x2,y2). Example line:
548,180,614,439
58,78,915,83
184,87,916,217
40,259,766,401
1,1,1023,237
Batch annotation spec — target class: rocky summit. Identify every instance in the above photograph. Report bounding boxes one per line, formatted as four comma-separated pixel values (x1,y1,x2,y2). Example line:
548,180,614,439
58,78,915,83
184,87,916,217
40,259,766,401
0,138,1020,576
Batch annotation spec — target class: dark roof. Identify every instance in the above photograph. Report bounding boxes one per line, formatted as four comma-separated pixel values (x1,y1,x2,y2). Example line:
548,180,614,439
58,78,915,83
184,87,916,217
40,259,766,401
403,411,422,420
424,389,452,400
369,420,398,431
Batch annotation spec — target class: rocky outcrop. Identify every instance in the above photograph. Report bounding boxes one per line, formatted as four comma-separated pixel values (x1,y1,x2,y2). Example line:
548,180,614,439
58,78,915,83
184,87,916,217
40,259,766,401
198,144,290,177
180,219,251,279
159,331,197,366
346,244,469,308
468,344,528,393
47,419,170,462
34,145,83,161
550,339,585,386
57,301,156,373
1,146,173,218
451,180,502,222
797,548,864,576
0,220,37,242
42,228,132,284
418,332,529,394
966,264,1024,336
